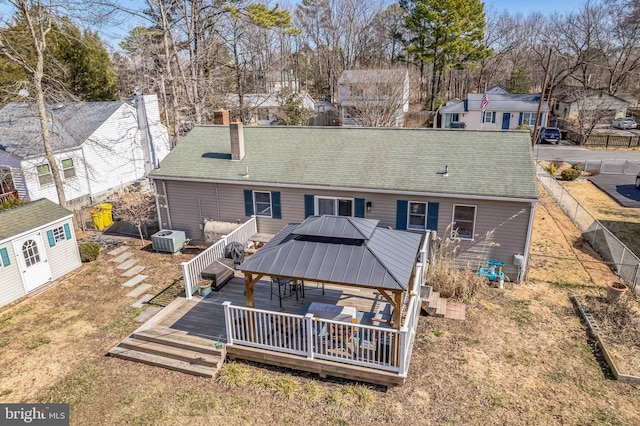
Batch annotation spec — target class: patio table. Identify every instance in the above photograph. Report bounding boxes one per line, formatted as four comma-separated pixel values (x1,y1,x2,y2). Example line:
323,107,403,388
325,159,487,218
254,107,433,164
307,302,356,322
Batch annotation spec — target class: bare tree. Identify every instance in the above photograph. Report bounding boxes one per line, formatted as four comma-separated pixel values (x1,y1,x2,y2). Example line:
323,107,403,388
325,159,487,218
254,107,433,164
111,187,157,245
571,89,617,141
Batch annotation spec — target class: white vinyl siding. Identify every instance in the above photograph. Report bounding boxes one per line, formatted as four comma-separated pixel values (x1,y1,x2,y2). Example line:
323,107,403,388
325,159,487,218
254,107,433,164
43,220,81,280
0,243,26,307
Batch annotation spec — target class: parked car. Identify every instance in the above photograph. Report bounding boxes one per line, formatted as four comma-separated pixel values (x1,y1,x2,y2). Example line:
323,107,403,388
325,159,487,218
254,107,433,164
612,117,638,129
636,171,640,189
538,127,561,144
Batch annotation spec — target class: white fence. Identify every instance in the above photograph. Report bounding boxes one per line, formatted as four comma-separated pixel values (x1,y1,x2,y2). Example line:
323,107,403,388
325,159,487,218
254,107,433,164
222,231,430,376
181,217,257,298
536,164,640,292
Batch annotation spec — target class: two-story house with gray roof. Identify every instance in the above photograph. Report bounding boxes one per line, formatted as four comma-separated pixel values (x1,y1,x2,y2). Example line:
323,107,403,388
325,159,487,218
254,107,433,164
149,123,538,281
0,94,170,207
439,86,548,130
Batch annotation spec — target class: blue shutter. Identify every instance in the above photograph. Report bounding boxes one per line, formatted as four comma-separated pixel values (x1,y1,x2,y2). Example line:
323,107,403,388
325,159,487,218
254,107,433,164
492,112,496,123
46,230,55,247
63,223,71,240
243,190,254,216
271,191,281,219
304,194,314,218
427,202,439,231
518,112,524,125
0,247,9,267
354,198,365,218
396,200,408,230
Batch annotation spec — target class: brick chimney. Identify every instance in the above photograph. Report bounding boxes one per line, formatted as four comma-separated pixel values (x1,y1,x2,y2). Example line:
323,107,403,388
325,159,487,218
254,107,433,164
230,118,245,161
214,110,230,125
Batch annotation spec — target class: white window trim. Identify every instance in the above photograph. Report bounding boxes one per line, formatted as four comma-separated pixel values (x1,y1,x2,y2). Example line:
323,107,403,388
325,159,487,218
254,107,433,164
407,201,427,230
36,163,53,188
253,191,272,218
451,204,477,240
314,196,354,217
483,111,492,123
61,158,77,180
52,226,66,243
521,112,536,126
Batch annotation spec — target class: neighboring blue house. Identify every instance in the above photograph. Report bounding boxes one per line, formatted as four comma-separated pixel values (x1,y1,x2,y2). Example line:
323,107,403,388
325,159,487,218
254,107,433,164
439,86,548,130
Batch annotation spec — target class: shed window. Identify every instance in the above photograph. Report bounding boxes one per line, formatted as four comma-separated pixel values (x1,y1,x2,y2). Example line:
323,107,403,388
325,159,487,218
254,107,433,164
62,158,76,179
52,226,66,243
36,164,53,187
452,205,476,240
254,191,272,217
316,196,353,216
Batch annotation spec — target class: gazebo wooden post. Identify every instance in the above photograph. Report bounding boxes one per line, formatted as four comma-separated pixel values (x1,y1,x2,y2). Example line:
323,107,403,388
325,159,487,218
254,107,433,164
393,290,403,367
243,273,263,342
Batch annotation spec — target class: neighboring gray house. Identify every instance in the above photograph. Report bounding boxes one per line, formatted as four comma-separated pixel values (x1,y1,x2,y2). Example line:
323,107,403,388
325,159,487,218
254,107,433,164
226,93,316,126
337,69,410,127
150,124,538,281
553,89,628,121
0,199,81,308
439,86,548,130
0,95,170,207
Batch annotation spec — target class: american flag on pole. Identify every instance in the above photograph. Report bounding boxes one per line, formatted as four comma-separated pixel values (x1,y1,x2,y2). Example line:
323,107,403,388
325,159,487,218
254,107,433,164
481,93,489,110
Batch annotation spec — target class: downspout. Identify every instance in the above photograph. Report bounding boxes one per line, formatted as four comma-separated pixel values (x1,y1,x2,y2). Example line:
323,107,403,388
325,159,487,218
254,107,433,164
162,180,173,229
81,146,94,203
520,202,537,283
153,180,163,230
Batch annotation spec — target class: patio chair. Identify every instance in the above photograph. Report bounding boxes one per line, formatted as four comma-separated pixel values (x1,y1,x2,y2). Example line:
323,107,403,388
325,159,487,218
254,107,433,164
328,317,359,352
270,277,290,308
288,279,305,300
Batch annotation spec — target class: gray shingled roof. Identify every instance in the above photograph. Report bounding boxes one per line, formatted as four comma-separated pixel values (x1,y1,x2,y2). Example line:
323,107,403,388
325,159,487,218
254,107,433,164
239,215,423,290
440,93,548,113
0,102,126,158
0,199,73,242
150,126,538,200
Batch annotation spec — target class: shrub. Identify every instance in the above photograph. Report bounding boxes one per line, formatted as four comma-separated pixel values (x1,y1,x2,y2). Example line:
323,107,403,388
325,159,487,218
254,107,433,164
561,167,581,181
0,196,26,211
571,162,583,173
547,163,557,176
78,242,100,262
217,362,249,388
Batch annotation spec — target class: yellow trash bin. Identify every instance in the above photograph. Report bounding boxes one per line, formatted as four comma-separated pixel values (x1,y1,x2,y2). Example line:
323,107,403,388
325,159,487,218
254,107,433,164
91,203,113,230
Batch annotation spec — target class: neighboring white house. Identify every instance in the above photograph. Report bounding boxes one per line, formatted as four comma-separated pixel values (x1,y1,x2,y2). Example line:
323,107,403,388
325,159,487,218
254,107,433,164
0,199,81,308
0,94,170,207
226,92,316,126
439,86,548,130
337,69,410,127
553,89,629,121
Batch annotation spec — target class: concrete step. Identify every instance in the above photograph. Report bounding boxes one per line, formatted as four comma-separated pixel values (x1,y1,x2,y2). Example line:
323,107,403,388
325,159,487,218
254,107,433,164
133,327,225,357
110,252,133,263
119,337,223,368
122,265,146,277
108,346,217,378
134,306,161,323
131,294,154,308
117,258,139,270
123,275,148,288
127,283,153,298
107,246,129,256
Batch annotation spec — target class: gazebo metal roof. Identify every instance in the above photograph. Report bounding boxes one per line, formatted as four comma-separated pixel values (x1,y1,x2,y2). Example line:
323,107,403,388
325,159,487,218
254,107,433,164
239,216,424,291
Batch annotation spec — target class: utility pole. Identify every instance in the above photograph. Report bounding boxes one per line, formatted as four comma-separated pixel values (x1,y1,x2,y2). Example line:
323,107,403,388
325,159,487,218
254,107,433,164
532,48,553,148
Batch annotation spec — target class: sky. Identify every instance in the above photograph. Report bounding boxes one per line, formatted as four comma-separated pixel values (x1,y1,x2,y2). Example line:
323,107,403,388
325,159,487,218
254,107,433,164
487,0,587,16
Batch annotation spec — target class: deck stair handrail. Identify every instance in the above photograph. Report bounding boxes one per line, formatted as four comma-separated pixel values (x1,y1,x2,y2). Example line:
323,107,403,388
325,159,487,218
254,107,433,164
181,217,257,298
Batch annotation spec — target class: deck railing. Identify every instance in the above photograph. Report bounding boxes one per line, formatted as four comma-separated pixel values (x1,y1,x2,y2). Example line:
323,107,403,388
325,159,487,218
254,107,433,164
181,217,257,298
0,190,18,203
222,230,431,376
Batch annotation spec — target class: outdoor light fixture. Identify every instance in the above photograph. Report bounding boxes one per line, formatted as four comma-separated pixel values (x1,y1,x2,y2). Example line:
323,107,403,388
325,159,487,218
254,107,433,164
366,201,372,212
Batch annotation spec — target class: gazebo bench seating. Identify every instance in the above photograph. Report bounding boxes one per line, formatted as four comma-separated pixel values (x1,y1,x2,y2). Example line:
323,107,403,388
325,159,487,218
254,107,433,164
201,257,235,291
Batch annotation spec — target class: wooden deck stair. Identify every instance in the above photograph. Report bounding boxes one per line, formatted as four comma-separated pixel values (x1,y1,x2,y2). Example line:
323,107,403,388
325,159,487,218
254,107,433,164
420,286,447,318
108,327,226,378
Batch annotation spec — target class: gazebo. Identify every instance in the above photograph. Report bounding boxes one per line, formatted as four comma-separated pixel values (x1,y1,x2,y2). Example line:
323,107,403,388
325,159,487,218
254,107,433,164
238,215,424,329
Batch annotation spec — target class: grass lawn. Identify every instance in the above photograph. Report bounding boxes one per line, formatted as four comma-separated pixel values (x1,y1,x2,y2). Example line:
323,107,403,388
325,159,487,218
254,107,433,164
1,185,639,425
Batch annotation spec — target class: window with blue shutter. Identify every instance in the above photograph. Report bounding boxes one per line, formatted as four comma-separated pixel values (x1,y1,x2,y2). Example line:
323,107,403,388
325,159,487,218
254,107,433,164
396,200,408,230
427,202,439,231
304,195,314,218
243,189,254,216
354,198,365,218
492,111,496,123
271,191,281,219
46,230,56,247
63,223,71,240
0,247,10,267
518,112,524,125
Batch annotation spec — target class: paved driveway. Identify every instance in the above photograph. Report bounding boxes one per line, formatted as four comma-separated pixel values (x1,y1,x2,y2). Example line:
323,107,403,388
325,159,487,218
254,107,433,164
589,174,640,208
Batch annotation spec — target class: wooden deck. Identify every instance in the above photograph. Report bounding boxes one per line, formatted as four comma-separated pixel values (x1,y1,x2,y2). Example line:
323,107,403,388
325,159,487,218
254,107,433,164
142,275,389,343
133,275,407,386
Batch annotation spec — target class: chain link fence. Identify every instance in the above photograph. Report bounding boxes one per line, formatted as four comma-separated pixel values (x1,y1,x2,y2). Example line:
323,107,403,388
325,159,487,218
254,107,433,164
536,164,640,293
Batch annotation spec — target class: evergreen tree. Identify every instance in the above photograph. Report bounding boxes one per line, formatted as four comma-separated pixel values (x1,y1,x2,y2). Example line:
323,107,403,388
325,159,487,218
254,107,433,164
506,66,531,94
401,0,489,110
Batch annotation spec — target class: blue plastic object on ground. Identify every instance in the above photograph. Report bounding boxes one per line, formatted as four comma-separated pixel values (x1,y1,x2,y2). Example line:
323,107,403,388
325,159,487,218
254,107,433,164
478,260,505,282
